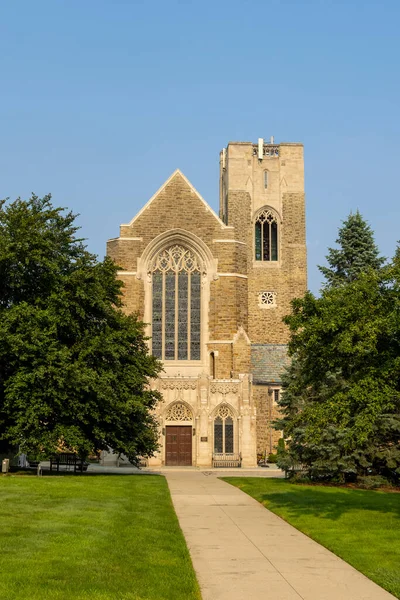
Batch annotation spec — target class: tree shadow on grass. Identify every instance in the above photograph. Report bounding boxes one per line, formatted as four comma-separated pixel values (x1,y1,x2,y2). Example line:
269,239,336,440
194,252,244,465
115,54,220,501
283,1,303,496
224,478,400,522
6,469,160,478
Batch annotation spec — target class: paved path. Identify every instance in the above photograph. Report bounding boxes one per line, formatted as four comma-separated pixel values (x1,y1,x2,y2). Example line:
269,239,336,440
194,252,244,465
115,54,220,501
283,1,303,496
165,471,395,600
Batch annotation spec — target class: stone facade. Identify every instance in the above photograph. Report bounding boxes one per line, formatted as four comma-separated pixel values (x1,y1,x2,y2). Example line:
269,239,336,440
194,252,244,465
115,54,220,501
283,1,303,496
105,138,307,467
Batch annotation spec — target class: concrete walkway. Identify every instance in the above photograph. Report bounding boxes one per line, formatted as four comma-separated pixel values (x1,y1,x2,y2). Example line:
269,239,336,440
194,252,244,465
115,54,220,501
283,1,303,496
165,471,395,600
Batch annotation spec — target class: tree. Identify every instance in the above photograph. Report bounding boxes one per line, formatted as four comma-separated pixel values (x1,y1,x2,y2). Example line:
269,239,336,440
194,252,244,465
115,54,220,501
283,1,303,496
276,260,400,483
0,194,162,464
319,210,384,287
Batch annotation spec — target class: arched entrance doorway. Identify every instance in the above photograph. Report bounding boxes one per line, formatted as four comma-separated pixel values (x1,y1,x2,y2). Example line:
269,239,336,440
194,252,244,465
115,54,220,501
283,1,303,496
164,402,194,466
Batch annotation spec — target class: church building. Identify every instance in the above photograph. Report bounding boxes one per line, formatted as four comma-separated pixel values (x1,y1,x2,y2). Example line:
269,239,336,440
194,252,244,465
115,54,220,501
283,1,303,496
106,138,307,467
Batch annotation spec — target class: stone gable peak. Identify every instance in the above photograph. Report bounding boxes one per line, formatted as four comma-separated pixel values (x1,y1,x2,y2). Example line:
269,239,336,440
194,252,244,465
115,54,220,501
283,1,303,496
122,169,227,229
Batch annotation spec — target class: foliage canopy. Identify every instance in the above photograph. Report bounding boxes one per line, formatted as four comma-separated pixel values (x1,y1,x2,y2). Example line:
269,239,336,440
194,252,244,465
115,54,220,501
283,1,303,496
276,212,400,482
0,194,162,463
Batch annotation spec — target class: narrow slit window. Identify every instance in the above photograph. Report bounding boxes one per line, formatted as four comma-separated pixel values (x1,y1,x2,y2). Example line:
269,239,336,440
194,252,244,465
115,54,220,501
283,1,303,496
263,170,268,189
210,352,216,379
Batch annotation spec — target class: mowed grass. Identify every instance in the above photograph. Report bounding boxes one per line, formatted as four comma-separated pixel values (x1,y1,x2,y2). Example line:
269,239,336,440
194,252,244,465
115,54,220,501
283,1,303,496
0,474,201,600
223,477,400,598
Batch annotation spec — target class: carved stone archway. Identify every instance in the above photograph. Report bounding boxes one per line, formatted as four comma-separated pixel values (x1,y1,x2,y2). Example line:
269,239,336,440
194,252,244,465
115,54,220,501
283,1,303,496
165,401,193,423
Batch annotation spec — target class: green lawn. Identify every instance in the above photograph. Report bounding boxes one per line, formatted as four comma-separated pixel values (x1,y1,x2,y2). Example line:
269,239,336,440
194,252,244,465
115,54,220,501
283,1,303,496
223,477,400,598
0,474,201,600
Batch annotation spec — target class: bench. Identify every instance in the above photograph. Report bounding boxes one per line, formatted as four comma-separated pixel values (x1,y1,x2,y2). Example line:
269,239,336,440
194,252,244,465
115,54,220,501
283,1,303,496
212,453,242,468
50,453,89,473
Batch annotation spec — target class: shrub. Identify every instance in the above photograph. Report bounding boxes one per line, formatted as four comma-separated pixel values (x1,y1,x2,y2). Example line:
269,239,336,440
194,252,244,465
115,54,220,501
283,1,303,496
357,475,392,490
277,438,286,452
288,472,312,484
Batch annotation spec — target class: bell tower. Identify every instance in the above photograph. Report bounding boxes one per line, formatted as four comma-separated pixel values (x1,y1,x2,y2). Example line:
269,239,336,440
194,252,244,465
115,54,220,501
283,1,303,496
219,137,307,343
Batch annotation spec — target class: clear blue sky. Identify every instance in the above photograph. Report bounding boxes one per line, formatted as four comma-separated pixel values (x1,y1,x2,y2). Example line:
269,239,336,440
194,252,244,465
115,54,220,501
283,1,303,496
1,0,399,293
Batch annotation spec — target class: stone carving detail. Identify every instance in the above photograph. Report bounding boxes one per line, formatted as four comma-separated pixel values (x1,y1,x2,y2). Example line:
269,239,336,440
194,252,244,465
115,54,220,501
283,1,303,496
255,208,278,225
210,382,239,395
216,404,234,419
166,402,193,422
258,291,277,308
150,245,202,274
161,380,197,391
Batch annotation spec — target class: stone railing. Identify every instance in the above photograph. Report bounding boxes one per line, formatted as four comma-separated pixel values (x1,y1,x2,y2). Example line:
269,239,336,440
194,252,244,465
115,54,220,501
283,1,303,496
252,144,279,157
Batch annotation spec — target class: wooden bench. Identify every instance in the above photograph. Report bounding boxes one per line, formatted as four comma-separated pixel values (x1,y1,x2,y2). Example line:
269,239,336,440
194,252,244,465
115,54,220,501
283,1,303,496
212,453,242,468
50,453,88,473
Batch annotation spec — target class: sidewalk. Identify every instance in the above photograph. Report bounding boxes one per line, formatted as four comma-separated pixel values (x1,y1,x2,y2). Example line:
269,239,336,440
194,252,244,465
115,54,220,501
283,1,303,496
165,471,395,600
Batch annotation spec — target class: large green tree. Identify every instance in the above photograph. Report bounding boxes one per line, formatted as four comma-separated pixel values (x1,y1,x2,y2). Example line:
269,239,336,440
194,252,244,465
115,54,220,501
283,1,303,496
0,195,162,463
319,210,384,287
276,216,400,482
276,271,400,481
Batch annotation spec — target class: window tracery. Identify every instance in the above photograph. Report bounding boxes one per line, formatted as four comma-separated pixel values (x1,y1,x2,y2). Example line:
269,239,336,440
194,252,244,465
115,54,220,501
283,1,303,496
150,245,202,273
258,291,277,308
255,208,279,261
214,405,234,454
151,245,202,361
216,404,234,419
166,402,193,422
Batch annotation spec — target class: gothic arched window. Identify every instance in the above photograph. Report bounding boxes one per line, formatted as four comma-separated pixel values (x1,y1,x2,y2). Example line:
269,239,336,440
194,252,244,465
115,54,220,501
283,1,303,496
255,207,278,261
214,405,234,454
151,245,201,361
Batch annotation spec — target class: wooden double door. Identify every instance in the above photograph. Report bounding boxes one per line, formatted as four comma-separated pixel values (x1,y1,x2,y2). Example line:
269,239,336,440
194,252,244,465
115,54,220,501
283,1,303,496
165,426,192,466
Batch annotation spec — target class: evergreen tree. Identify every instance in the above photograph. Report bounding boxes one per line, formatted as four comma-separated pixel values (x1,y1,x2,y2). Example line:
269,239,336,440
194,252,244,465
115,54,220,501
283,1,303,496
276,263,400,483
319,211,384,287
0,195,162,463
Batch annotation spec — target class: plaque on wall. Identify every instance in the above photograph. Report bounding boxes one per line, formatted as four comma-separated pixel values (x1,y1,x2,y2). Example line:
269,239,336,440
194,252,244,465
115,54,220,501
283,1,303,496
200,437,208,442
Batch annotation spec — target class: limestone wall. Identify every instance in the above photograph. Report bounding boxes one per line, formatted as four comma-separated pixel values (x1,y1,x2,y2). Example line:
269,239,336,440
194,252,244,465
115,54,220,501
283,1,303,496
149,375,256,468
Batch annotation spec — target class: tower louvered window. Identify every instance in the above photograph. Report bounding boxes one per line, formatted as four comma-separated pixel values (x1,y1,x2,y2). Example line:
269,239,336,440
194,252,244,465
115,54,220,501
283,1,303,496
151,245,201,361
255,208,278,261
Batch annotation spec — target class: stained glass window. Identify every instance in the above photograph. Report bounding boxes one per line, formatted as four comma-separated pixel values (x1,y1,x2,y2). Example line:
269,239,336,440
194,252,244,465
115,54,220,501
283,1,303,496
178,271,188,360
262,221,270,260
214,406,235,454
214,417,223,453
152,271,163,359
254,208,279,262
151,245,202,361
225,417,234,453
271,221,278,261
165,272,175,360
255,221,262,261
190,272,201,360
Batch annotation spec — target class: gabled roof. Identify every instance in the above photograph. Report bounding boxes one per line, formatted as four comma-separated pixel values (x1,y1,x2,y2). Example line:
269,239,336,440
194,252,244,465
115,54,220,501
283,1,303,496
121,169,228,228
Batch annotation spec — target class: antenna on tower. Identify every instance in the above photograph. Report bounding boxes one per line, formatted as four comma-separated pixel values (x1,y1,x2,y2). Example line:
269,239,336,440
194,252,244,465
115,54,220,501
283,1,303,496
258,138,264,160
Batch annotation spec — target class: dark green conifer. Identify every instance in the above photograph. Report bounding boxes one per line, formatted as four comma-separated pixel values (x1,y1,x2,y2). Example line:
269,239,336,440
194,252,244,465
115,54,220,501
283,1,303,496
319,211,384,287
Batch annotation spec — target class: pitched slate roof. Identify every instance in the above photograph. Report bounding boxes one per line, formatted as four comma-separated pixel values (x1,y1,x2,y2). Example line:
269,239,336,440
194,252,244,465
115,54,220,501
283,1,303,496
251,344,290,385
